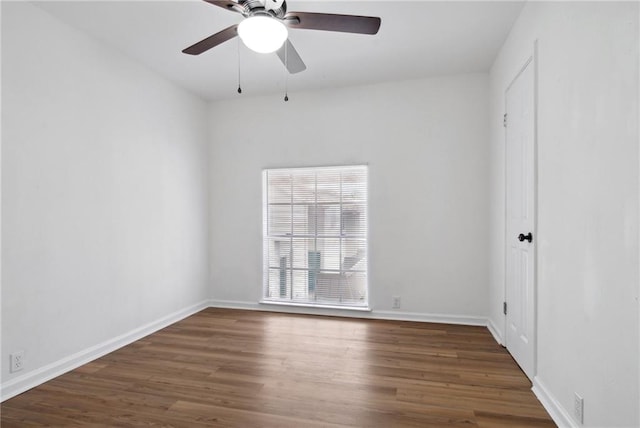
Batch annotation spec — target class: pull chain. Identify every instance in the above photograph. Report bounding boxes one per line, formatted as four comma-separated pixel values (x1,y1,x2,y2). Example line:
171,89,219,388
237,38,242,94
284,41,289,102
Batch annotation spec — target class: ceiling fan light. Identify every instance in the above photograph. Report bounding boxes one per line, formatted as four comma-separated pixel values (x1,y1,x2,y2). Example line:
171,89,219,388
238,16,288,54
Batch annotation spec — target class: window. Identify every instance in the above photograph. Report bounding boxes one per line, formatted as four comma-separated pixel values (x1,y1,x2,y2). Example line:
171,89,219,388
262,165,368,308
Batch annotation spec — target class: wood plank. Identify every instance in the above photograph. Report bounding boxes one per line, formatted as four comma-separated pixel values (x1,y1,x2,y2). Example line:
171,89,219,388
1,308,555,427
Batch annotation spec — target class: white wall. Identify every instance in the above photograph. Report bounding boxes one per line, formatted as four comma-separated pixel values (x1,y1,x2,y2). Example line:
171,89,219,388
208,74,491,321
9,2,638,424
1,2,210,398
489,2,639,426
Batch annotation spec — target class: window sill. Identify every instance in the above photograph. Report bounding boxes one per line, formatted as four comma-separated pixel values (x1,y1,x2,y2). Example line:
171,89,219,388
259,300,371,312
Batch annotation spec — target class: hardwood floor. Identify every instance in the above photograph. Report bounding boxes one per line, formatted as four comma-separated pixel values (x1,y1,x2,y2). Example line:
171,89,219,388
1,308,555,427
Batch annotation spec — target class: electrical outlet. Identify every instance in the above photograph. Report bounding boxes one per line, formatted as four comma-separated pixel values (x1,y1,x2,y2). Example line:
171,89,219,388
10,351,25,373
574,392,584,424
392,295,401,309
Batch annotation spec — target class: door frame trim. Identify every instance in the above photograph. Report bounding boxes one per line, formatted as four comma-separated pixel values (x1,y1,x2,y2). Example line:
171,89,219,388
503,40,539,380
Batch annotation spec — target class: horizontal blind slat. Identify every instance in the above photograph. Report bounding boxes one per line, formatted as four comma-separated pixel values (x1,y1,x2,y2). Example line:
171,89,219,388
263,165,368,307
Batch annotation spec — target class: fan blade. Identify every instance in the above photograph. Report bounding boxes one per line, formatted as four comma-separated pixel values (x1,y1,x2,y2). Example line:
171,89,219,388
283,12,381,35
203,0,245,15
276,40,306,74
183,25,239,55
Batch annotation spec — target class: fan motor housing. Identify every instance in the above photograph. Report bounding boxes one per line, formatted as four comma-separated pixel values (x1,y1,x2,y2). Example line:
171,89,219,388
241,0,287,18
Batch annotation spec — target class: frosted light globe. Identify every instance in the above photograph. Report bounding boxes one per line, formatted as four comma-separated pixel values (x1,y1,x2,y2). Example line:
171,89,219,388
238,16,288,54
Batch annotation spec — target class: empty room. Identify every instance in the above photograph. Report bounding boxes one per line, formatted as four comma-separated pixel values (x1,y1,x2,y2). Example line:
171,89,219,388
1,1,639,427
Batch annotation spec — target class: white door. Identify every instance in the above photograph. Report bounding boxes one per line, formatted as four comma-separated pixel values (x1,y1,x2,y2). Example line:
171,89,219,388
505,57,536,380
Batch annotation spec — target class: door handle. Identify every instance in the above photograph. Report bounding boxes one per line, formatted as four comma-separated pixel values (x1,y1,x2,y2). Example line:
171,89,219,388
518,232,533,243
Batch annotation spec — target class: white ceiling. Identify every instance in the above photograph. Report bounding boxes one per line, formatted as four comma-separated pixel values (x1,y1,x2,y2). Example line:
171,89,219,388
34,0,525,102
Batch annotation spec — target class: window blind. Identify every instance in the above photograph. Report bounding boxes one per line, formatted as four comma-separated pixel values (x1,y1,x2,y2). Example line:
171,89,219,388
263,165,368,307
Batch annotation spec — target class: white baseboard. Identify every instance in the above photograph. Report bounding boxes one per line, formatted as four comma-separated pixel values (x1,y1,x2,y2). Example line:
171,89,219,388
532,376,576,428
0,299,210,402
209,300,487,326
486,318,504,345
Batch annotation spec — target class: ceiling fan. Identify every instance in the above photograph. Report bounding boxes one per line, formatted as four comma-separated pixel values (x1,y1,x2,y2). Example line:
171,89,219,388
182,0,382,74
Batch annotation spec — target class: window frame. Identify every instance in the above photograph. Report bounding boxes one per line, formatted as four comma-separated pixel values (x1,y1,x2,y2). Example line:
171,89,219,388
261,165,369,310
